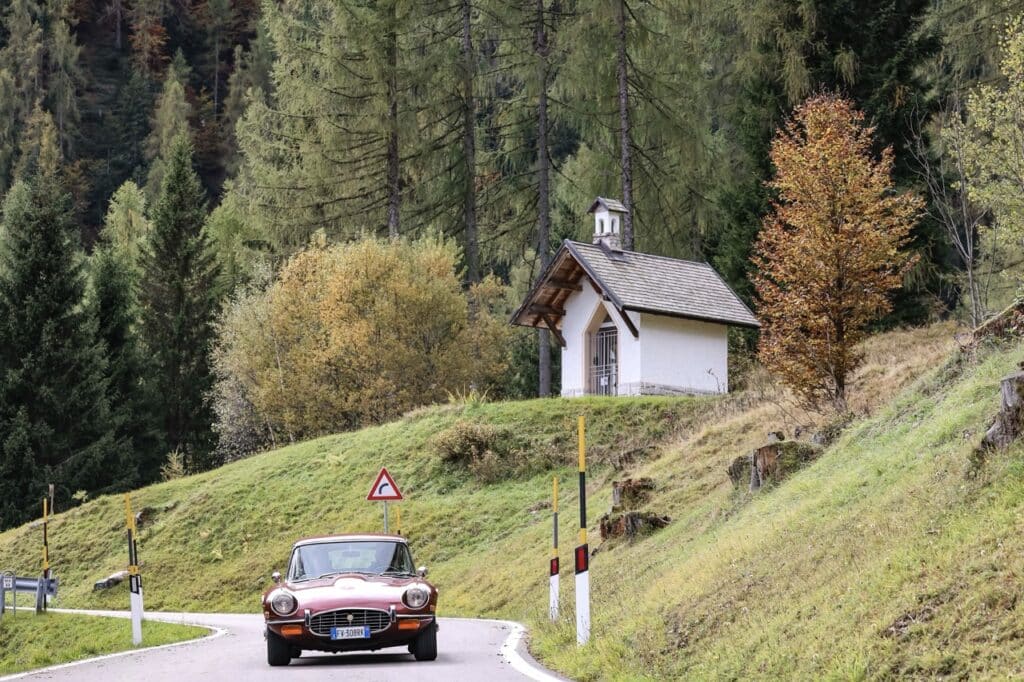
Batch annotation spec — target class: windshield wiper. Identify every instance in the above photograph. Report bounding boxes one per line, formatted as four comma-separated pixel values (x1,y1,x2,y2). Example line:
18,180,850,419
380,570,415,577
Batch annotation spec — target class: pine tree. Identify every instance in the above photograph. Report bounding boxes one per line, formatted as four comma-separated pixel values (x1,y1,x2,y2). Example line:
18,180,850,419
0,171,128,529
139,135,219,471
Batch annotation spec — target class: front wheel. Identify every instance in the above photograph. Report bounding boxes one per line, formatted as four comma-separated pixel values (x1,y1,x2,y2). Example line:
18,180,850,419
410,622,437,661
266,629,292,667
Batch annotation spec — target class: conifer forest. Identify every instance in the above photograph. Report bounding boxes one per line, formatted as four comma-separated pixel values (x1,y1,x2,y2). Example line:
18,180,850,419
1,0,1023,528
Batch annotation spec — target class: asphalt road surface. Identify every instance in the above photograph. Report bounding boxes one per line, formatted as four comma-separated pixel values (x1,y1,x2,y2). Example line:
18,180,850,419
3,610,565,682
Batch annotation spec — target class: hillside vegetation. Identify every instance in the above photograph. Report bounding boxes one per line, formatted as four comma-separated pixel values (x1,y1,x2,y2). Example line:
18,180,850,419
7,323,1024,679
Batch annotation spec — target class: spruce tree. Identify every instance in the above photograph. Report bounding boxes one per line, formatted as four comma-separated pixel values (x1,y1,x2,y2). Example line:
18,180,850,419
139,135,219,472
0,172,128,529
113,69,154,186
91,246,164,482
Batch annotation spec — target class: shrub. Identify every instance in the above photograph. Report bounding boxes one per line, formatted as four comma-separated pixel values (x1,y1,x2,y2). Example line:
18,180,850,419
431,420,522,483
210,236,511,453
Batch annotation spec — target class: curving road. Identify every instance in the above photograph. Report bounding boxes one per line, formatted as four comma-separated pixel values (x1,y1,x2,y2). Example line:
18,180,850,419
2,610,566,682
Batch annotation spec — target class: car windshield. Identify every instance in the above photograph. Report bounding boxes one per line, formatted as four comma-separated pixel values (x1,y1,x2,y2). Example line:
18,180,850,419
288,541,415,581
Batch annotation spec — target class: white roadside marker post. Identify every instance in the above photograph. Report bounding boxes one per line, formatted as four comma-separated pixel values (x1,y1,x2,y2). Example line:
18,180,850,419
575,416,590,645
124,495,143,646
550,476,559,621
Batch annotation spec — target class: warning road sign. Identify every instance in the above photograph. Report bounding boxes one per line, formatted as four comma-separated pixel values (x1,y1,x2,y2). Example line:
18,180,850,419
367,467,403,501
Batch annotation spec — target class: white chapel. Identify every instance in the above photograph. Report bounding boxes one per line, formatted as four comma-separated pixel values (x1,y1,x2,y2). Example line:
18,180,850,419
512,197,760,397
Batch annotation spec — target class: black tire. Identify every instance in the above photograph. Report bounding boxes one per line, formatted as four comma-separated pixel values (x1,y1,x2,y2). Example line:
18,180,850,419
411,623,437,662
266,630,292,667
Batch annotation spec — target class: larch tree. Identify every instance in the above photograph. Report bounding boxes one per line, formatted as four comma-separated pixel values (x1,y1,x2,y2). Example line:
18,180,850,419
139,135,219,471
753,94,922,412
237,0,423,250
101,180,152,271
0,0,44,191
44,0,84,158
144,69,192,200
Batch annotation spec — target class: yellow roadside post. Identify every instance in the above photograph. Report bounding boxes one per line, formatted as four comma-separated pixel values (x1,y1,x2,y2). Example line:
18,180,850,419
575,416,590,644
124,495,144,645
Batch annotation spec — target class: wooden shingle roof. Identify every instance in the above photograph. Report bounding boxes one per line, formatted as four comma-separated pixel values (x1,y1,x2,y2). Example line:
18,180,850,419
512,240,759,340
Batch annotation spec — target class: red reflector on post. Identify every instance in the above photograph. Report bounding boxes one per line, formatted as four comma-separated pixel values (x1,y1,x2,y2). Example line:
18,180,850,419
574,545,589,574
550,557,559,576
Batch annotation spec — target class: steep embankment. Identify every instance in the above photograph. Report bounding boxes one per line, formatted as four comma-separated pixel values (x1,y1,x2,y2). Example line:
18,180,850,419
7,322,1023,679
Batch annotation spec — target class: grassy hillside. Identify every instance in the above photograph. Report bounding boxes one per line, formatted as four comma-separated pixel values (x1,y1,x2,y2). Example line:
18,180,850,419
6,322,1024,679
0,612,206,675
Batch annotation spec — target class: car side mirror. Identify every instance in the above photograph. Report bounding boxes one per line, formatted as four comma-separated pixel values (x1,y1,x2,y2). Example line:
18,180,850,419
272,571,281,584
417,566,428,578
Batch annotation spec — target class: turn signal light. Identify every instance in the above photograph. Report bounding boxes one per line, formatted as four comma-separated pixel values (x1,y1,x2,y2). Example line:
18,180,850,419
397,619,422,631
280,625,303,636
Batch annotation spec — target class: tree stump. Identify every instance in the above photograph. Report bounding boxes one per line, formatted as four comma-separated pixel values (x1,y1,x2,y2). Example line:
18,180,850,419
979,371,1024,450
599,511,670,540
611,477,655,512
728,440,822,491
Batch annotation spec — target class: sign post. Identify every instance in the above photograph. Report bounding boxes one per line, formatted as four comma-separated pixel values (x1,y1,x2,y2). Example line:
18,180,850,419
124,495,143,645
575,416,590,645
550,476,559,621
37,497,50,614
1,571,14,619
366,467,403,534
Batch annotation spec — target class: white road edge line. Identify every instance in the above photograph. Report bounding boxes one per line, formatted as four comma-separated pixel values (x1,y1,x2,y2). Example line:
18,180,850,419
446,616,567,682
0,611,226,682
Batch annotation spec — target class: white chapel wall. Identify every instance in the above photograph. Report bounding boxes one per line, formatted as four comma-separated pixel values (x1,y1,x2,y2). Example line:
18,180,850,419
634,314,728,395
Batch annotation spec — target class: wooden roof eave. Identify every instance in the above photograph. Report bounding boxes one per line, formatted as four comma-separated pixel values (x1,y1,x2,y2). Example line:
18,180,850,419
509,244,582,330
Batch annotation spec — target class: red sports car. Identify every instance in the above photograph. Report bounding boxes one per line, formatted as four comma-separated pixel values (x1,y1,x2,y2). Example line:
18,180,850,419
262,534,438,665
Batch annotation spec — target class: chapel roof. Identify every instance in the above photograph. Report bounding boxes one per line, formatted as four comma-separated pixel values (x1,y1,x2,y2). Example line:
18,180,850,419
511,240,760,341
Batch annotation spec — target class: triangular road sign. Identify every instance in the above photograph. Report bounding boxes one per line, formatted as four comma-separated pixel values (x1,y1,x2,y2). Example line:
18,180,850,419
367,467,403,501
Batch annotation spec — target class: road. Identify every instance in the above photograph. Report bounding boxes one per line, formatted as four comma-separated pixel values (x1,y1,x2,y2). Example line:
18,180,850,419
2,610,565,682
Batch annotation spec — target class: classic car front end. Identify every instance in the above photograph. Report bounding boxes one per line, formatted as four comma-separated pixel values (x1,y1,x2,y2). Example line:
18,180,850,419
262,534,438,665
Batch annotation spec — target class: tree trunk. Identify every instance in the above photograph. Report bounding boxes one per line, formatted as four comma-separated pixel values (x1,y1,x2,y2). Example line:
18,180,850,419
461,0,479,282
213,34,220,116
536,0,551,397
616,0,634,251
115,0,123,50
386,5,400,240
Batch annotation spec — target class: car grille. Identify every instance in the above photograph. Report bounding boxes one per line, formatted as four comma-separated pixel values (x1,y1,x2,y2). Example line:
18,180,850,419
309,608,390,636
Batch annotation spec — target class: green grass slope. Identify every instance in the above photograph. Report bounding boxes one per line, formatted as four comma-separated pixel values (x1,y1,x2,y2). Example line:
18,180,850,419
0,612,206,675
3,323,1022,679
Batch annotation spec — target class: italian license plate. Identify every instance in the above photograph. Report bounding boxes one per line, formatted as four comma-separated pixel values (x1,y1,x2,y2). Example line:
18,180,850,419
331,626,370,640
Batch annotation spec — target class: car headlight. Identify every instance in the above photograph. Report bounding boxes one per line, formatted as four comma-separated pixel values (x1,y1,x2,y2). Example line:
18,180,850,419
269,590,298,616
403,585,429,609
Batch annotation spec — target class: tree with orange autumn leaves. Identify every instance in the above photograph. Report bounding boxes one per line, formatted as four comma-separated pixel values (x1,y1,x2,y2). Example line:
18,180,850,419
753,94,922,413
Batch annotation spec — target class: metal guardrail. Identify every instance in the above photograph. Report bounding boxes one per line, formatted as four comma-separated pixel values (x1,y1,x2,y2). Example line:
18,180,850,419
0,573,59,617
